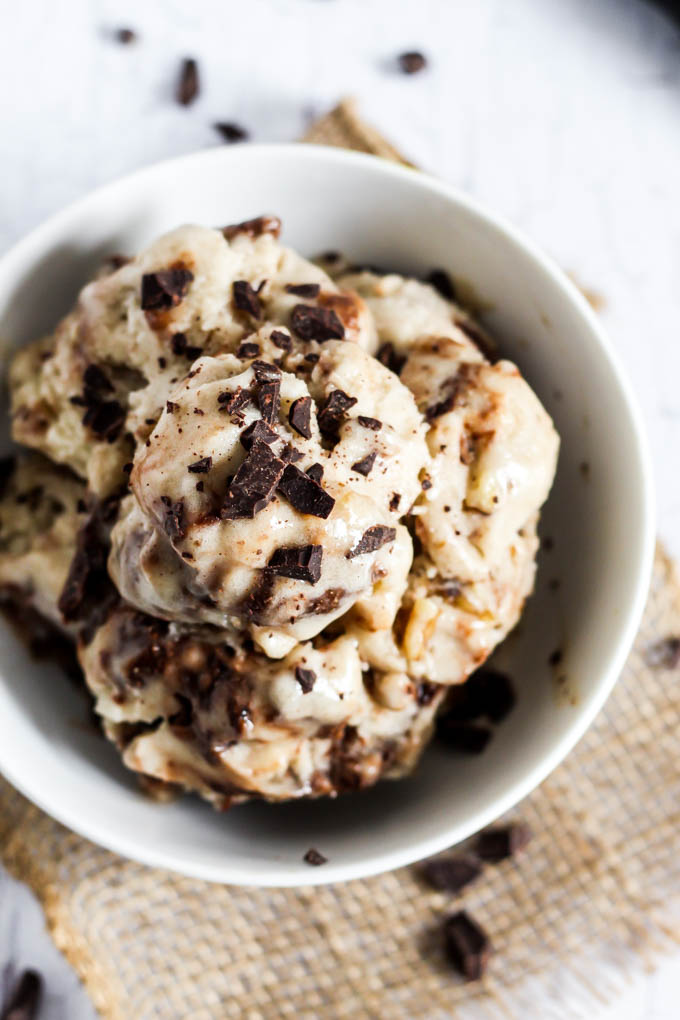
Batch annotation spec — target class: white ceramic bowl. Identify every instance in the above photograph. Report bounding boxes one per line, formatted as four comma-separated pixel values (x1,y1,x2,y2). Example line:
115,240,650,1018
0,145,654,886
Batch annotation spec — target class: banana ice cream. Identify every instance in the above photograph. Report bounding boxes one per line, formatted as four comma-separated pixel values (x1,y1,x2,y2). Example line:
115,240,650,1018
0,215,559,807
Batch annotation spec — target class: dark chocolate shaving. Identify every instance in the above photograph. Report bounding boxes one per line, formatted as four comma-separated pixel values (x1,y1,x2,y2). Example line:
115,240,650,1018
306,463,324,484
160,497,186,541
303,848,327,866
444,911,491,981
357,415,382,431
376,342,406,375
252,360,281,382
645,636,680,670
316,389,357,438
277,464,335,519
188,457,212,474
288,396,313,438
270,330,292,351
285,283,321,298
220,439,285,519
474,823,532,862
240,419,278,450
218,387,250,415
257,379,281,424
351,451,377,476
232,280,262,319
222,215,281,241
141,267,193,311
236,341,260,359
267,545,322,584
346,525,396,559
422,855,482,893
295,666,317,693
290,303,345,342
176,57,200,105
214,122,249,143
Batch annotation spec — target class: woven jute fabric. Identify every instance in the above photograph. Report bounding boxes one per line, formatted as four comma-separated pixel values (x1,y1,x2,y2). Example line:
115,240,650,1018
2,102,680,1020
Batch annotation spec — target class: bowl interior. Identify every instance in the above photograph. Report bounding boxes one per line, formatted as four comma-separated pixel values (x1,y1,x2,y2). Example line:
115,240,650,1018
0,146,653,885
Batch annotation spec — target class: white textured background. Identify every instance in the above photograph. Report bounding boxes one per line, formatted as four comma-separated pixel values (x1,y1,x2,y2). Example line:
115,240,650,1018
1,0,679,1016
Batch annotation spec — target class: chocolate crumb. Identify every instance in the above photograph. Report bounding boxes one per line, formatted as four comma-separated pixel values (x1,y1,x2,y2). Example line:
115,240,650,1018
233,280,262,320
376,342,406,375
347,525,396,559
304,352,320,365
267,545,322,584
398,51,428,74
0,968,42,1020
188,456,212,474
295,665,317,693
290,303,344,342
426,268,456,301
358,416,382,431
289,396,313,439
416,681,439,706
317,389,357,439
435,720,492,754
278,464,335,519
444,912,491,981
645,636,680,670
474,822,532,862
176,57,200,105
306,463,324,484
236,341,260,359
161,498,186,542
304,847,327,866
166,401,178,414
423,855,482,893
141,267,193,310
195,481,204,492
116,27,136,44
222,215,281,241
285,283,321,298
421,477,432,490
214,122,249,143
221,439,285,519
351,451,377,476
171,332,203,360
270,330,292,351
389,493,401,511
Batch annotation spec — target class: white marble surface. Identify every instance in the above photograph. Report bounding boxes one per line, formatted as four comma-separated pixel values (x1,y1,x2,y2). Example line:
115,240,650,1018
1,0,679,1016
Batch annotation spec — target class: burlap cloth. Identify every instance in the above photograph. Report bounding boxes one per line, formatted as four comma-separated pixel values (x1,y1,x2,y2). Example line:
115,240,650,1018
1,101,679,1020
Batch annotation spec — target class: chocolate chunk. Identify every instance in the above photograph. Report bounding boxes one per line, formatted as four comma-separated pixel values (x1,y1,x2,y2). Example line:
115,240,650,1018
270,329,291,351
1,968,42,1020
358,415,382,431
280,444,304,464
252,360,281,382
288,396,312,439
398,51,428,74
116,27,136,44
239,571,276,622
222,215,281,241
221,439,285,519
421,477,432,490
426,268,456,301
214,122,249,142
389,493,401,511
188,456,212,474
171,332,203,359
295,665,317,693
141,267,193,310
346,525,396,559
195,481,204,492
232,280,262,319
58,505,117,623
474,822,532,862
83,364,113,393
416,681,439,706
435,720,492,754
645,636,680,670
236,341,260,359
351,451,377,476
258,379,281,424
160,497,186,541
176,57,199,105
82,400,125,442
303,848,327,866
376,342,406,375
268,545,322,584
317,389,357,438
218,386,251,415
240,419,278,450
304,352,320,364
166,401,178,414
425,367,477,421
278,464,335,518
290,303,344,341
306,463,324,484
305,588,345,616
423,855,482,893
285,283,320,298
444,912,491,981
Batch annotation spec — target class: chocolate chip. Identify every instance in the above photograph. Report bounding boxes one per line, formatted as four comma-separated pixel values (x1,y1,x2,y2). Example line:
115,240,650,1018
141,267,193,310
280,444,304,463
270,330,291,351
376,342,406,375
277,464,335,518
398,51,428,74
176,57,199,105
214,122,249,142
252,360,281,382
160,497,186,541
304,352,320,364
236,341,260,359
426,368,475,421
346,525,396,559
474,822,532,862
295,665,317,693
306,463,324,484
444,912,491,981
83,364,113,392
0,968,42,1020
188,456,212,474
240,419,278,450
303,847,327,866
240,571,276,621
389,493,401,511
222,215,281,241
358,415,382,431
285,283,320,298
416,681,439,706
317,389,357,438
171,332,203,359
290,303,344,341
221,438,285,519
351,451,377,476
422,855,482,893
58,507,114,623
258,379,281,424
267,545,322,584
645,636,680,670
232,280,262,319
288,396,313,438
426,268,456,301
218,387,251,415
116,27,136,44
435,720,492,754
82,400,125,442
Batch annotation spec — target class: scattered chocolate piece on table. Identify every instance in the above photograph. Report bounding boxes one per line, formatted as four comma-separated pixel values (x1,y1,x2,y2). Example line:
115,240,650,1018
115,27,136,45
214,122,249,143
474,822,532,862
398,51,428,74
422,854,482,893
176,57,200,106
444,912,491,981
304,848,328,866
645,636,680,670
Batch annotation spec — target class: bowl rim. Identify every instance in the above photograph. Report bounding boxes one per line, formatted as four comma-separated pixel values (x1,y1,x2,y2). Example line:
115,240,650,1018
0,143,656,886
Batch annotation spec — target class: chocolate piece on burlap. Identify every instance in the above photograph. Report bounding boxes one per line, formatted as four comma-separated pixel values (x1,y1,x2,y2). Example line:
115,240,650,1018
0,106,679,1020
